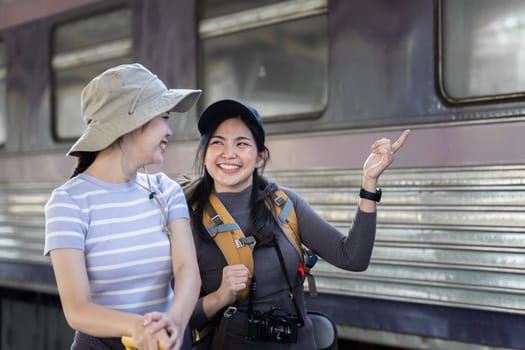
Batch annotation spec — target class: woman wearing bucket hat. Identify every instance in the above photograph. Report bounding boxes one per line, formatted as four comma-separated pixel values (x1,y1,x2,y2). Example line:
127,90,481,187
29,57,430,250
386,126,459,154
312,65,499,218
44,63,202,350
178,99,409,349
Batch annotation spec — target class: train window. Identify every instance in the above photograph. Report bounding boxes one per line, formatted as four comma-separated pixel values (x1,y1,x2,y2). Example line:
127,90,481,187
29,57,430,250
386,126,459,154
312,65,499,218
201,0,281,18
199,0,328,120
440,0,525,103
0,41,5,146
52,8,133,140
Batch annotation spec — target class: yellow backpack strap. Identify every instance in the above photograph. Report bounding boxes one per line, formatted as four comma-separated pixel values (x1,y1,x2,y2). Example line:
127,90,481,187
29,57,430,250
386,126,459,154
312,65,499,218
202,193,254,302
268,187,319,297
267,188,302,259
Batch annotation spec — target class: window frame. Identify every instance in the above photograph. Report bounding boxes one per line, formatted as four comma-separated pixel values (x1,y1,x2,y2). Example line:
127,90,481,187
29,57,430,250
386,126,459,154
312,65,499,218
0,39,7,147
436,0,525,105
50,6,134,142
198,0,329,122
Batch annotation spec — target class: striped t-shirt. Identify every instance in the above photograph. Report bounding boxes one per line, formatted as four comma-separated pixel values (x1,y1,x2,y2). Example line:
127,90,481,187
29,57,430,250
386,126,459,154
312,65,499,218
44,172,189,315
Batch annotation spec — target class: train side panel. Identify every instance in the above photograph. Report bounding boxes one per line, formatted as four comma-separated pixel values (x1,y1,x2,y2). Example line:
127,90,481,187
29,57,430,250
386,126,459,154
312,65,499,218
0,1,524,349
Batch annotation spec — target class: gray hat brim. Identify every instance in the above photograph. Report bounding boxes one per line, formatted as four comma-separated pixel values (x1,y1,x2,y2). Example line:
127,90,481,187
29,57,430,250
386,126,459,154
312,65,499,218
67,88,201,156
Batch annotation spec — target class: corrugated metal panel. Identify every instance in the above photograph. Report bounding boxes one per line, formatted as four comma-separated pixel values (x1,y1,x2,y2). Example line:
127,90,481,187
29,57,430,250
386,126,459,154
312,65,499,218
270,165,525,315
0,182,55,266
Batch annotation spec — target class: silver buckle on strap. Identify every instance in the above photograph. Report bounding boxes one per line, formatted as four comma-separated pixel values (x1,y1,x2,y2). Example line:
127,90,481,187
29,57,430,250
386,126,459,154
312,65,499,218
235,236,256,250
211,214,222,225
273,195,285,206
223,306,237,318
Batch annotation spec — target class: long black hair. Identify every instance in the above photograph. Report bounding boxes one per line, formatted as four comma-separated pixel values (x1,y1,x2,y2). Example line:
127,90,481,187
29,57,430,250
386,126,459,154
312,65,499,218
70,152,98,178
184,116,279,248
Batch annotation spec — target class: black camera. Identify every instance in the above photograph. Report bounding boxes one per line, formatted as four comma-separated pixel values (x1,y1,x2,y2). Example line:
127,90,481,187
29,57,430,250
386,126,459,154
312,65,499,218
247,307,298,343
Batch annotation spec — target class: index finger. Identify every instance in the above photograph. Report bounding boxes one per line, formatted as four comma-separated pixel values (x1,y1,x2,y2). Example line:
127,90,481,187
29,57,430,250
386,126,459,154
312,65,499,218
392,129,410,153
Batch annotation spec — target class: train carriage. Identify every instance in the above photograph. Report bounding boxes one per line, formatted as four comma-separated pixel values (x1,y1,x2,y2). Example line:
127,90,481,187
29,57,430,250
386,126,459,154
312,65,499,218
0,0,524,349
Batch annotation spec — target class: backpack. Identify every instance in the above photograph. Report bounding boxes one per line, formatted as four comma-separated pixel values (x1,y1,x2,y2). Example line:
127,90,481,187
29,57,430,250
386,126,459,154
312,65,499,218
201,185,318,303
189,182,328,348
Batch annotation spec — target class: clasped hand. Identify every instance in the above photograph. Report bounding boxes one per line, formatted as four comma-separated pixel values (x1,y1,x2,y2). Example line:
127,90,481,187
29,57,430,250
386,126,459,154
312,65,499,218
131,312,183,350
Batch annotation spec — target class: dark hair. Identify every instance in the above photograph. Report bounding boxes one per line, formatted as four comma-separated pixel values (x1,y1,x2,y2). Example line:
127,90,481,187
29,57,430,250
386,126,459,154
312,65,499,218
70,152,98,178
185,116,278,248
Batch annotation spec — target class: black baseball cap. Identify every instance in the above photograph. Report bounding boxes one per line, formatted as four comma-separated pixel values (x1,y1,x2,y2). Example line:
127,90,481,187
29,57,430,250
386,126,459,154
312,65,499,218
198,99,265,143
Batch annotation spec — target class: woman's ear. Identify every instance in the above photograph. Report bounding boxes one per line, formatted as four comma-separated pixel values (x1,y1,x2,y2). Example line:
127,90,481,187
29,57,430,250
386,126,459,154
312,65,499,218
256,149,269,169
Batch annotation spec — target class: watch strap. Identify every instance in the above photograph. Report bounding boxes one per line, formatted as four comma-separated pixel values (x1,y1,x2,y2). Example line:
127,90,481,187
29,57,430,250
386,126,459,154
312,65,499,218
359,187,382,202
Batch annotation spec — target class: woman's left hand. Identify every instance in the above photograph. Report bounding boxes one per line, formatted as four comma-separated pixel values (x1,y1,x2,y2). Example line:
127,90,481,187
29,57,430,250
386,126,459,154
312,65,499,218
363,129,410,181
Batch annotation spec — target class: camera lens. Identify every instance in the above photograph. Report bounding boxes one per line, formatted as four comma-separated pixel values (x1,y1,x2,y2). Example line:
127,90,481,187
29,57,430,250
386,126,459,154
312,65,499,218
268,318,292,341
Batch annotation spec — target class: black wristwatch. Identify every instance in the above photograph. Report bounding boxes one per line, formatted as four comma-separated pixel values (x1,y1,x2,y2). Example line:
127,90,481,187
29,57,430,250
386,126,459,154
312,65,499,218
359,187,382,202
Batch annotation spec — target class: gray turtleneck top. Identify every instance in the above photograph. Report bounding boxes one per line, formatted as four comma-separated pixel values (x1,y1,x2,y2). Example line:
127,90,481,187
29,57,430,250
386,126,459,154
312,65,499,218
189,185,376,349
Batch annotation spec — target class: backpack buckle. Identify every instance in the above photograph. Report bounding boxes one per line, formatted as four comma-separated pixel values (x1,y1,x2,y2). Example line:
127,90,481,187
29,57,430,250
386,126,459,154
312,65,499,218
235,236,256,250
211,214,223,225
223,306,237,318
273,195,285,206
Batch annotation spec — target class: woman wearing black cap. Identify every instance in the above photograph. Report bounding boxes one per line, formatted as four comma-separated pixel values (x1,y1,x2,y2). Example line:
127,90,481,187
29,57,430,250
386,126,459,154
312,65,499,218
181,99,409,349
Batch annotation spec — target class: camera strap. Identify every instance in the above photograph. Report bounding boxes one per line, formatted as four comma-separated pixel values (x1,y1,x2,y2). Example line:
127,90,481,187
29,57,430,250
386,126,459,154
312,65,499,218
248,276,257,320
245,241,305,327
211,305,237,350
273,242,305,327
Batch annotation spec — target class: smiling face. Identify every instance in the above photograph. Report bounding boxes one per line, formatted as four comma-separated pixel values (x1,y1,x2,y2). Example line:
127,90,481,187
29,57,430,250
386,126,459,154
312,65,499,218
126,113,173,167
204,117,266,193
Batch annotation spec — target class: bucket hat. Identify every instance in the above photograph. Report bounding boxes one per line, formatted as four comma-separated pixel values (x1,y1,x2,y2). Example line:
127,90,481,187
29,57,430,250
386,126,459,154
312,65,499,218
67,63,201,156
198,99,265,143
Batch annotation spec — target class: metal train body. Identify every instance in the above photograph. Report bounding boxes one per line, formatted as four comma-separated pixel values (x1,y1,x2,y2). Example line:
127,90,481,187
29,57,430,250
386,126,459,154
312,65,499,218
0,0,524,349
